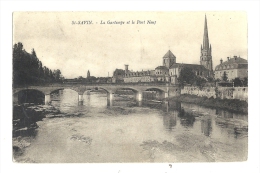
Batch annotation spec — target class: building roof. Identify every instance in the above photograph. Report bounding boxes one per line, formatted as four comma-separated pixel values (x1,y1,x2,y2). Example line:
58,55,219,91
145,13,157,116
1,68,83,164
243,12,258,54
155,66,169,70
169,63,208,71
215,56,248,71
125,69,154,77
163,50,176,59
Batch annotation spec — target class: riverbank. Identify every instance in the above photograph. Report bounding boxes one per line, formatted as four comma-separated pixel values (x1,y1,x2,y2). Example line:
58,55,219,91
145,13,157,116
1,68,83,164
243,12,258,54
167,94,248,114
12,103,71,162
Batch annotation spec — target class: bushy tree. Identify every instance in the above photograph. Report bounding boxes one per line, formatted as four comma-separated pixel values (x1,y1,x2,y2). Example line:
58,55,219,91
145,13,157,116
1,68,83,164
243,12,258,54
222,71,228,82
243,77,248,87
178,67,197,87
233,77,243,87
53,69,62,81
195,76,207,89
13,42,63,86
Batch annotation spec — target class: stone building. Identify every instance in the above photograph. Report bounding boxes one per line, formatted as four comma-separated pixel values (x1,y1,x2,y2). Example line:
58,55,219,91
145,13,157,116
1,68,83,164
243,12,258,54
214,56,248,80
124,64,156,83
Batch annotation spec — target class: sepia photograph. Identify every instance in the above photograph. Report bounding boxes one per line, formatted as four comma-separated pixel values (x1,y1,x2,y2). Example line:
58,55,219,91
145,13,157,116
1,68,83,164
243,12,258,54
12,11,249,163
1,1,260,173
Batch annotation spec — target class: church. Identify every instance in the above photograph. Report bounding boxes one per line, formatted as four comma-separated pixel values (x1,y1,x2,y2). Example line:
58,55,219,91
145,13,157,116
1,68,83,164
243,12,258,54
169,15,213,84
115,15,213,84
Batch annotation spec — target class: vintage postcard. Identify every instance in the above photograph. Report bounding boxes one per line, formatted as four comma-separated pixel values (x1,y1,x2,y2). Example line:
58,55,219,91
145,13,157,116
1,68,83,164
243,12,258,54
11,11,249,164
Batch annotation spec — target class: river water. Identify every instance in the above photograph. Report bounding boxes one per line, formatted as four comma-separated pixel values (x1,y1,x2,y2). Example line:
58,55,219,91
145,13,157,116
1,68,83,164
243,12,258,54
16,89,248,163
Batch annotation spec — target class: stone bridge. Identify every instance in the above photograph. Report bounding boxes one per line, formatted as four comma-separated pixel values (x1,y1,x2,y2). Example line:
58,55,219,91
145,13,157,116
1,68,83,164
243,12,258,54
13,83,180,105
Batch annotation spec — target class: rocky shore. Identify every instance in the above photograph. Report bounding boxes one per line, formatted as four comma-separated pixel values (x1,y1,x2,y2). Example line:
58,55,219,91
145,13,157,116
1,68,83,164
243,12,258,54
12,104,85,161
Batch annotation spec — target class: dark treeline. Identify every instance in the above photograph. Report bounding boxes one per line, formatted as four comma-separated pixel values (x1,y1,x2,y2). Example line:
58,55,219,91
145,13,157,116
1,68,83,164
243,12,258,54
13,42,64,87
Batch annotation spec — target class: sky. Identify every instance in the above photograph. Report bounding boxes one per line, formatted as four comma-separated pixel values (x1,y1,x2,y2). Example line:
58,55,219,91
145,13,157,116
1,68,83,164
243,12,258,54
13,11,247,79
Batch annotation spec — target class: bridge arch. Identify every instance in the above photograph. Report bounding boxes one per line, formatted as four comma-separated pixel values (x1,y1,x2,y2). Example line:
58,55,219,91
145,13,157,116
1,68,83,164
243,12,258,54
114,87,141,94
49,88,64,95
144,87,168,101
98,87,112,94
13,89,45,104
145,87,166,93
63,87,82,94
13,88,45,96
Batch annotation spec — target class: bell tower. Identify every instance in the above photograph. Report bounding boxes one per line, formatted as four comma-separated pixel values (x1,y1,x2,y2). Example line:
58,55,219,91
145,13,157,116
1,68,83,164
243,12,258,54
163,50,176,68
200,15,213,73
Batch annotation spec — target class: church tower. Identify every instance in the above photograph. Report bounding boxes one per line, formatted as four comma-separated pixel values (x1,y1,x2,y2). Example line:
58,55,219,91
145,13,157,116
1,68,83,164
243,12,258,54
163,50,176,68
87,70,90,79
200,15,213,73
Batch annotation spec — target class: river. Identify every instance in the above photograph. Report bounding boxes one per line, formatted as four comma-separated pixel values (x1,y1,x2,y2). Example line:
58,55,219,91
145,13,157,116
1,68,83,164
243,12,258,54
13,89,248,163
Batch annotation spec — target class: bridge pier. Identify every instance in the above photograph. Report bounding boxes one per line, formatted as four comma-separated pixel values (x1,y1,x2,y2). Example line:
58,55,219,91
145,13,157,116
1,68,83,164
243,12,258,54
165,92,169,98
78,94,84,105
45,94,51,105
107,92,114,107
165,87,169,99
135,92,143,102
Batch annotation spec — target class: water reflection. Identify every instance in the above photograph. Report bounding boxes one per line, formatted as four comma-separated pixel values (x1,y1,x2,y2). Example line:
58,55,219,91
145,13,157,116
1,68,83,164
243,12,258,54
200,117,212,137
162,111,177,130
53,89,248,140
178,108,195,127
141,99,247,138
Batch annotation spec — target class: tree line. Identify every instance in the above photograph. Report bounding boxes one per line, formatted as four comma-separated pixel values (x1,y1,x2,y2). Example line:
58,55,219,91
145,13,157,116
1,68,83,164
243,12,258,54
13,42,63,87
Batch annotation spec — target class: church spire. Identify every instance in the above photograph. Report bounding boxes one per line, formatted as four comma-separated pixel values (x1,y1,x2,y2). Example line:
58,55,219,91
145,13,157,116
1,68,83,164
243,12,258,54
200,15,213,74
203,15,209,50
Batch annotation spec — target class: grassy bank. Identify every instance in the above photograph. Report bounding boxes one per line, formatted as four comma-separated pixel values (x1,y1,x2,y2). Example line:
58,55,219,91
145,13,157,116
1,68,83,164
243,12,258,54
168,94,248,114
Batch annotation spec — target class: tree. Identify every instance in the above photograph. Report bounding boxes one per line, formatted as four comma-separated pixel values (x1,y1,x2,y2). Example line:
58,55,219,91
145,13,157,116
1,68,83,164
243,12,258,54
243,77,248,87
222,71,228,82
53,69,62,81
78,76,84,80
178,66,197,87
207,76,214,83
195,76,207,89
233,77,243,87
13,42,64,86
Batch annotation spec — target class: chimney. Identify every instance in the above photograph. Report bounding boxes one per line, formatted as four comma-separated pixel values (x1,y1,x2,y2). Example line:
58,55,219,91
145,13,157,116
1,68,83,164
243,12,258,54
234,56,237,60
227,57,230,61
220,59,223,64
124,64,129,72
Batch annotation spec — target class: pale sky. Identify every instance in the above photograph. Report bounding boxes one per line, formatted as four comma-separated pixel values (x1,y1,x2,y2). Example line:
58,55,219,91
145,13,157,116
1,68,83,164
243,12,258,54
13,11,247,79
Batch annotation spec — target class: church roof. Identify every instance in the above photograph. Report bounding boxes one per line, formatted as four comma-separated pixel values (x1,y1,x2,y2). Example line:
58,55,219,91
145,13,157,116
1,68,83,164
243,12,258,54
170,63,208,71
163,50,176,59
